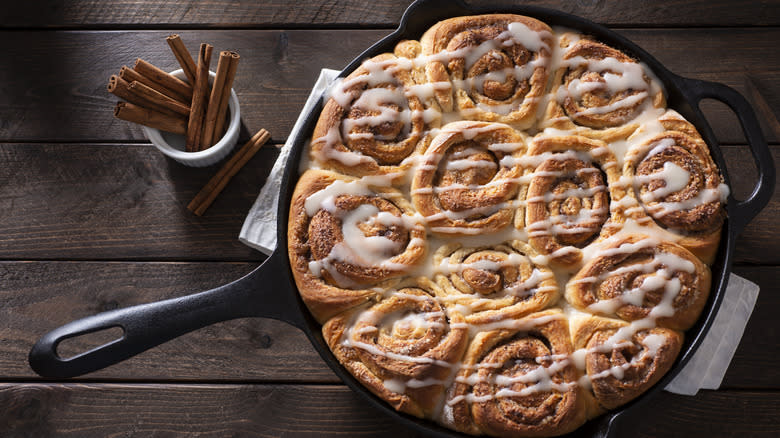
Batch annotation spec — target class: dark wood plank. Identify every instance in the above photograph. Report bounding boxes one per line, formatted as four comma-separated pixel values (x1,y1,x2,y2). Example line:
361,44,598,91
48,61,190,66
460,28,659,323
0,261,337,381
0,262,777,388
0,142,273,261
622,390,780,437
0,383,778,437
0,383,424,437
0,29,389,143
0,143,775,263
725,266,780,389
0,29,778,144
1,0,778,28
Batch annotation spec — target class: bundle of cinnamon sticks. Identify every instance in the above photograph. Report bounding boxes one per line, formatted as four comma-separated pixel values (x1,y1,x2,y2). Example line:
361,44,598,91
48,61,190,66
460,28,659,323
109,35,240,152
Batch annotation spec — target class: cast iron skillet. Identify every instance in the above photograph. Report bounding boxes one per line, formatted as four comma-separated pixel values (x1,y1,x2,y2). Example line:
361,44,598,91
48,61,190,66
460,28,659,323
30,0,775,436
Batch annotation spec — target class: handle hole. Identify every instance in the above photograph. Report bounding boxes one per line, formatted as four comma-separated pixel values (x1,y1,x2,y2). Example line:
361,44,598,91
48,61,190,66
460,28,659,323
700,98,747,146
56,326,125,360
699,99,757,201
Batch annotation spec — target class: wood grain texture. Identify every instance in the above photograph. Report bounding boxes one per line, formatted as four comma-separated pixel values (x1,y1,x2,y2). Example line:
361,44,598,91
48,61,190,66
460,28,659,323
0,143,774,263
0,29,778,144
0,383,423,437
0,142,273,261
0,261,336,381
0,383,778,437
1,0,779,28
0,262,776,387
0,2,776,437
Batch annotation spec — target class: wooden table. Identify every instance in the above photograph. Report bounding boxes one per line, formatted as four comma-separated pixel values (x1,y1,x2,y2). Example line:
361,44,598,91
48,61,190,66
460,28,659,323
1,1,778,436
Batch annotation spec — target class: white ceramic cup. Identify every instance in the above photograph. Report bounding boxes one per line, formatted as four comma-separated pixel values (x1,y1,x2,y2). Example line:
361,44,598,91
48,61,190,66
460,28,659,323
142,69,240,167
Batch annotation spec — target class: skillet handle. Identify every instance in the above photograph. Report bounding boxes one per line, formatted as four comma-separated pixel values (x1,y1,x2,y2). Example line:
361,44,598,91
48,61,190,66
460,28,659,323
673,76,776,234
29,252,304,379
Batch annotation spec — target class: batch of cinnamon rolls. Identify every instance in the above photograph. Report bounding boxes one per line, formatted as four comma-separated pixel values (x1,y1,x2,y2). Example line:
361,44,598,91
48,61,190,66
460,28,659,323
287,13,729,437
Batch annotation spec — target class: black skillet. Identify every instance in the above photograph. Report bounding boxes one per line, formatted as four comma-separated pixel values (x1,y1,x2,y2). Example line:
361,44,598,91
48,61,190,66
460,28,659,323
29,0,775,436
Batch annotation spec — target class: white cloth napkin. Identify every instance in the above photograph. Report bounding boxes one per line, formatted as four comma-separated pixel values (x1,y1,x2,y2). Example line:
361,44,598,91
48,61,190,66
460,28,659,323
239,68,340,254
665,273,759,395
239,68,760,396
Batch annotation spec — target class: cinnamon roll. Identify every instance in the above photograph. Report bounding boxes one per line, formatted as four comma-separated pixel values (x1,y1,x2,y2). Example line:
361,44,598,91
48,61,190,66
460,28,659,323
570,314,683,410
443,310,588,437
288,169,426,323
323,278,468,418
433,241,559,324
517,135,622,269
566,234,711,331
310,52,431,178
622,110,728,263
412,121,527,235
421,14,554,129
541,35,665,142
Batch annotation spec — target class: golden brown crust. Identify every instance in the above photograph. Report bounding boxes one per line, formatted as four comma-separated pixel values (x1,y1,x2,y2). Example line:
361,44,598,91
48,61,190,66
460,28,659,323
622,110,726,263
412,121,527,235
310,53,431,178
421,14,554,129
541,36,665,142
288,169,426,323
570,314,683,409
323,278,469,418
433,240,560,325
517,135,623,270
443,310,588,437
566,234,711,330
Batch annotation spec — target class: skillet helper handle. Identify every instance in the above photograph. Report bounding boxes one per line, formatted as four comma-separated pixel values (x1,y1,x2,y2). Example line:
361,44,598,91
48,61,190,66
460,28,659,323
674,76,776,234
29,252,304,379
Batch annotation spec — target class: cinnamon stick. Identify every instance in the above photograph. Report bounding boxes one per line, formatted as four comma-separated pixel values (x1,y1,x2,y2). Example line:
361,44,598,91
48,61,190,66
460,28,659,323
107,74,181,119
128,80,191,116
166,34,197,86
134,58,193,102
185,43,213,152
119,65,189,106
114,101,187,135
200,51,232,151
211,51,240,145
187,129,271,216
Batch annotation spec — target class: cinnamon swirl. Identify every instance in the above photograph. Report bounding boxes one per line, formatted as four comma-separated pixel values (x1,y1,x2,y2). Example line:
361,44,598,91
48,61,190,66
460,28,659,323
541,35,665,142
323,278,468,418
570,314,683,409
310,52,431,178
566,234,711,331
622,110,728,263
288,169,426,323
421,14,554,129
517,134,622,269
412,121,527,235
433,241,559,325
442,310,588,437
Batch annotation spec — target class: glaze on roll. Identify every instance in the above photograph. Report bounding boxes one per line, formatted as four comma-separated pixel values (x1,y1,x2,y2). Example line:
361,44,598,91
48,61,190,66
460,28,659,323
622,110,728,263
323,278,468,418
288,169,427,323
517,134,623,269
412,121,527,235
433,240,559,324
421,14,554,129
443,310,589,437
288,13,728,438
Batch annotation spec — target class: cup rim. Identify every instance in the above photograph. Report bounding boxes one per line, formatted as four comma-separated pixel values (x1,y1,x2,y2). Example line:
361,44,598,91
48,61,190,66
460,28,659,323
142,68,241,161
